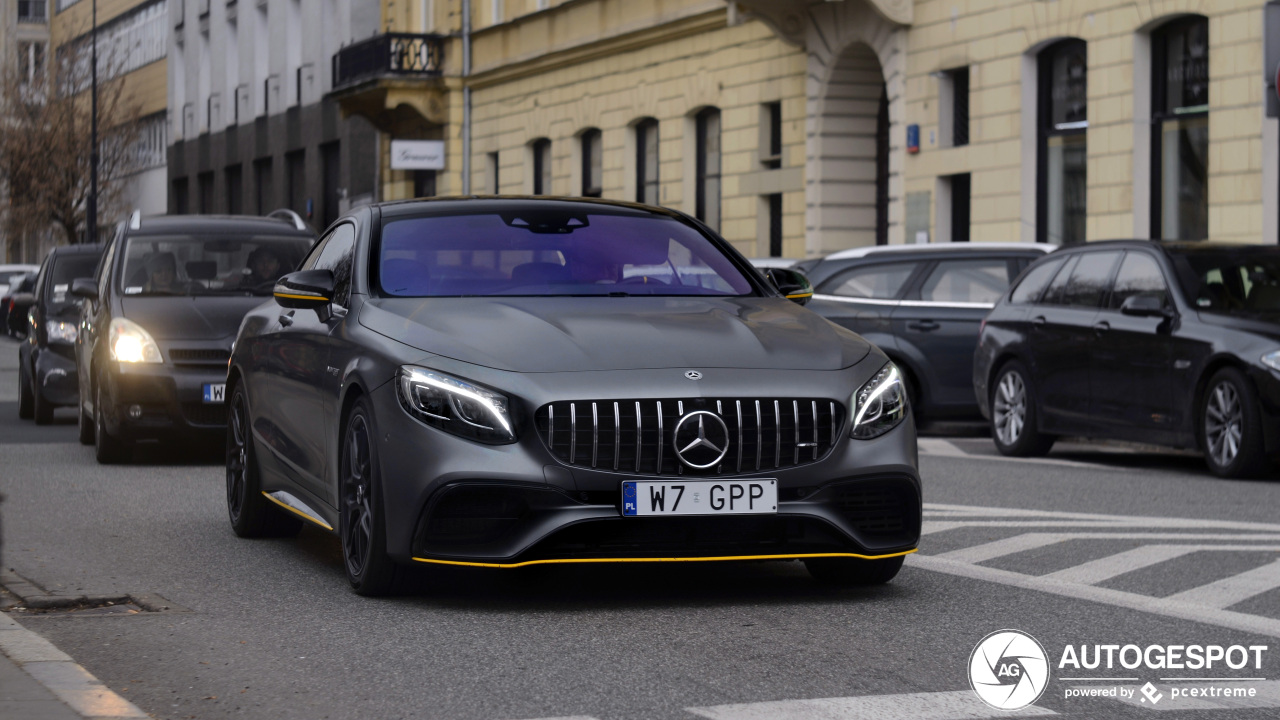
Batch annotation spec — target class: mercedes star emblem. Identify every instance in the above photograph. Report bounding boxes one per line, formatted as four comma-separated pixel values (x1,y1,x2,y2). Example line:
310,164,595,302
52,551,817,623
672,411,730,469
684,370,703,380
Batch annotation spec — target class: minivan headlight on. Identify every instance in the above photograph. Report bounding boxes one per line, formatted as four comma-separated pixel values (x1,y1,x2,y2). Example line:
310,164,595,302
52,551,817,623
396,366,516,444
46,320,77,344
1263,350,1280,373
851,363,908,439
108,318,162,363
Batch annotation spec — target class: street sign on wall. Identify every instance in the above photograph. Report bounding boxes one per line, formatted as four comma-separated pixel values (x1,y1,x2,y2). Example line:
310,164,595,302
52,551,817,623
390,140,446,170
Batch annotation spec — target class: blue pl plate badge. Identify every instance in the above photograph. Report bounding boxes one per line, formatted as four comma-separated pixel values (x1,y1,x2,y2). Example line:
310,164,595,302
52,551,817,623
622,482,637,516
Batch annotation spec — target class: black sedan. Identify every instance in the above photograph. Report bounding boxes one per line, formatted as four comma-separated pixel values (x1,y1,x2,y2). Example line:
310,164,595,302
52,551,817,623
73,213,315,462
227,198,922,595
17,243,103,424
975,240,1280,478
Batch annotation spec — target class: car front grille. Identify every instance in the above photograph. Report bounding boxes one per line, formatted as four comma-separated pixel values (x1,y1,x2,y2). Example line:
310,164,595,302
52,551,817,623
535,397,844,476
830,479,919,543
169,348,230,365
182,402,228,427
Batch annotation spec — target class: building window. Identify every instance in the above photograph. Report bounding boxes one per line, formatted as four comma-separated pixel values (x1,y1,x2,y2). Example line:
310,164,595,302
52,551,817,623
254,157,273,215
939,67,969,147
531,138,551,195
947,173,971,242
17,42,45,84
1152,16,1209,240
173,177,190,215
488,151,500,194
875,85,889,245
414,170,436,198
760,102,781,169
695,108,721,230
226,165,243,215
581,129,602,197
766,194,783,256
635,120,658,204
18,0,46,23
1038,39,1088,246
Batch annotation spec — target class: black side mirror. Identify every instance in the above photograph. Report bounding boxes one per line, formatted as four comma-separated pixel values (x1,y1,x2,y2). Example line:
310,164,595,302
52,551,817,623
70,278,98,301
9,292,36,311
1120,294,1173,318
765,268,813,306
274,270,335,311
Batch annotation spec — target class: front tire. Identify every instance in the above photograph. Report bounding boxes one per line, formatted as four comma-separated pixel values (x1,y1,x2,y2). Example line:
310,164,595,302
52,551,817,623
94,370,129,464
805,555,905,586
18,364,34,420
340,398,398,596
78,401,94,445
990,360,1054,457
1201,368,1269,479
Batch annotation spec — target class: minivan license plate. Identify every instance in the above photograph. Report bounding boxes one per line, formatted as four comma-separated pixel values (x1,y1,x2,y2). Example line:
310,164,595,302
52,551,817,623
622,479,776,517
203,383,226,403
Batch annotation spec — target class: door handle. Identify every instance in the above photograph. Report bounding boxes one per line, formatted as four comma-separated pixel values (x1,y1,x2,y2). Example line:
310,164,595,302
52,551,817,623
1031,315,1047,327
279,311,295,327
907,320,940,332
1092,321,1110,334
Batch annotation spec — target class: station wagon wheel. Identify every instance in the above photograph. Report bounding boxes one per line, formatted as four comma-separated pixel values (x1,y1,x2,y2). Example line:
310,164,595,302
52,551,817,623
989,360,1054,457
340,399,397,596
225,384,300,538
1201,368,1268,479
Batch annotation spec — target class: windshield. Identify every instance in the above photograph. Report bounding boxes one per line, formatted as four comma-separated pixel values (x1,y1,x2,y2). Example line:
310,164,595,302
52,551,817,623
119,235,312,296
46,255,100,312
1169,247,1280,316
377,210,755,297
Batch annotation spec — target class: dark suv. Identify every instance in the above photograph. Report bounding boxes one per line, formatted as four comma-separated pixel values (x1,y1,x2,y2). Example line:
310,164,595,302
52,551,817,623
975,240,1280,478
800,242,1052,419
73,212,316,462
16,244,104,424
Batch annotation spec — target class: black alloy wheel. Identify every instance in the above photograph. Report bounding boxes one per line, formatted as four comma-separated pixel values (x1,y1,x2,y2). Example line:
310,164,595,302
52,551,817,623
1200,367,1269,479
804,555,905,586
17,364,34,420
226,383,301,538
93,369,128,464
989,360,1054,457
340,398,398,596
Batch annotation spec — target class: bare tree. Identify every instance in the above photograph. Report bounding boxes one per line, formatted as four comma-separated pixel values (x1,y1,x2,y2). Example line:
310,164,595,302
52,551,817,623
0,32,144,248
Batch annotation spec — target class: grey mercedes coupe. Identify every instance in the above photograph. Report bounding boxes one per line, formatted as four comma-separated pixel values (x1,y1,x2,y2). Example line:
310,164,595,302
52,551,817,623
226,197,921,595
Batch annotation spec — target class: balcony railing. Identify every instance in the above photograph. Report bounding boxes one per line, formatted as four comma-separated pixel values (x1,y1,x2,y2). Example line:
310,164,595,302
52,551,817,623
332,33,444,91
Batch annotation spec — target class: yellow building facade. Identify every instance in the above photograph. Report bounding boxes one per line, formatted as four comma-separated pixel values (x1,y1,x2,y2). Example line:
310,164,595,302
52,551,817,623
342,0,1275,256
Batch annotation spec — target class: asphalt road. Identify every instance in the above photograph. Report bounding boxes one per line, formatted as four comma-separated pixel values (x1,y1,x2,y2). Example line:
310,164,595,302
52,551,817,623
2,336,1280,720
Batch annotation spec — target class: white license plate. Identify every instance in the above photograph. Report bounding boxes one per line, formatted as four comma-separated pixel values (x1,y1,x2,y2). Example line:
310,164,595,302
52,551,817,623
621,479,777,517
202,383,226,403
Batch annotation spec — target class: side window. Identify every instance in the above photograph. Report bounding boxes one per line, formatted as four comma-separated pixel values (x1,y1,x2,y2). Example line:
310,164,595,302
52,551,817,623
1009,258,1064,305
33,257,51,300
1108,252,1169,310
1040,255,1078,305
97,239,118,301
310,224,356,305
820,262,916,300
919,259,1011,304
1060,251,1121,308
299,233,333,272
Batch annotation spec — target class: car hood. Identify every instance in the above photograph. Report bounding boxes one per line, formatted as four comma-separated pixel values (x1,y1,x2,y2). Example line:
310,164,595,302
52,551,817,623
360,296,872,372
121,295,268,341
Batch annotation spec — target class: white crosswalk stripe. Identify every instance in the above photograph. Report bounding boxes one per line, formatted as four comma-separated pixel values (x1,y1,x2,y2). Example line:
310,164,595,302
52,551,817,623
916,503,1280,637
685,690,1056,719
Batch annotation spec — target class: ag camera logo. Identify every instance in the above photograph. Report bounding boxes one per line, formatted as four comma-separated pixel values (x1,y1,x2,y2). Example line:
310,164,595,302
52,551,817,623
969,630,1050,710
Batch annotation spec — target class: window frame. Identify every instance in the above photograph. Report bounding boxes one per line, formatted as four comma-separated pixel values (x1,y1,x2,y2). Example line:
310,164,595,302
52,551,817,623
635,119,659,204
1036,38,1088,246
580,129,603,198
695,108,722,231
815,260,925,301
1150,15,1210,241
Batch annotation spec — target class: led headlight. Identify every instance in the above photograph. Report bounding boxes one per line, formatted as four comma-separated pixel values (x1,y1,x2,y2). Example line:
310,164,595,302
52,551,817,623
396,366,516,444
850,363,908,439
1263,350,1280,373
108,317,162,363
46,320,77,344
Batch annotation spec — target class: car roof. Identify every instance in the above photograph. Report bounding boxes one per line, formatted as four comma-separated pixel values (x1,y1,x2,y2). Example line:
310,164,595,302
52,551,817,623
48,243,104,256
821,241,1055,262
374,195,688,221
1038,239,1280,256
130,214,315,237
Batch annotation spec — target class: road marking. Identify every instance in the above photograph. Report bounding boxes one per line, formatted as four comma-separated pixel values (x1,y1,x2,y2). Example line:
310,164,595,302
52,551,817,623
1042,545,1202,585
937,533,1063,563
0,613,146,718
686,690,1056,719
908,554,1280,639
1165,559,1280,610
1097,680,1280,711
924,503,1280,533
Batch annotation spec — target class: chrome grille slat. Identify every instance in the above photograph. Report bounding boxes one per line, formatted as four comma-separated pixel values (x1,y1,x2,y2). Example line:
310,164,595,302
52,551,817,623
537,397,843,476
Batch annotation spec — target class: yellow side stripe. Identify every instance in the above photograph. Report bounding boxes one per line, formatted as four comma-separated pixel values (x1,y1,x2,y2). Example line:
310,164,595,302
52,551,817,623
262,492,334,531
273,292,330,302
411,548,916,569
